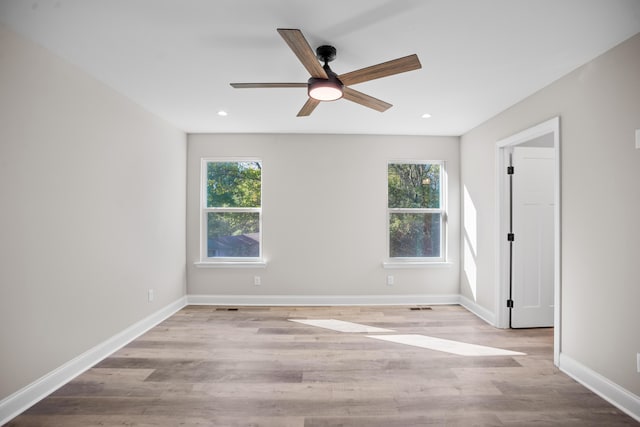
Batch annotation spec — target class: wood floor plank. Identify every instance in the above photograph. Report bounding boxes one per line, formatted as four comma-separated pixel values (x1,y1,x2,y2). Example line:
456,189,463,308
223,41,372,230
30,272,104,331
6,305,638,426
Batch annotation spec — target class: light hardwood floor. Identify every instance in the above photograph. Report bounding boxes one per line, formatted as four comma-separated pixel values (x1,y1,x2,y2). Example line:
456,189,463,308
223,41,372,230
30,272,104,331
7,305,638,426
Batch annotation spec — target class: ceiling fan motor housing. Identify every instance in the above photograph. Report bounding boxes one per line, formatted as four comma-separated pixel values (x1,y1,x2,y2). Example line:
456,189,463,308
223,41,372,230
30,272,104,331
308,45,343,101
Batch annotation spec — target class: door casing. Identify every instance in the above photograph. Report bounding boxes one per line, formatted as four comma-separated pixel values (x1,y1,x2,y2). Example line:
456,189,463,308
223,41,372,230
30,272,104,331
495,116,561,366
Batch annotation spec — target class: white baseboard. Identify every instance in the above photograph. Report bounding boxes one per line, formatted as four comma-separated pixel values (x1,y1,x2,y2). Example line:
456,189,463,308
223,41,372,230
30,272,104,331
0,296,188,426
559,353,640,422
459,295,496,326
187,294,461,306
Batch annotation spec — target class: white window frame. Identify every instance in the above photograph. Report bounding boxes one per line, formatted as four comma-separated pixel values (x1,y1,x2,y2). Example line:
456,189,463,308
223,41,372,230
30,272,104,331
386,160,448,265
197,158,265,267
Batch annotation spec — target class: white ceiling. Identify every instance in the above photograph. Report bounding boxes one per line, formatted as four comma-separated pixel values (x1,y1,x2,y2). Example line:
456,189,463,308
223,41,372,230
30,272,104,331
1,0,639,136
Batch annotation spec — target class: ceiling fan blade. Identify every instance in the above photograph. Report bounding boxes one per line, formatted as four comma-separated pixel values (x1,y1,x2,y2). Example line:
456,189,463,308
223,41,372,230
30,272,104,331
342,87,392,112
277,29,328,79
338,54,421,86
231,83,307,88
297,98,320,117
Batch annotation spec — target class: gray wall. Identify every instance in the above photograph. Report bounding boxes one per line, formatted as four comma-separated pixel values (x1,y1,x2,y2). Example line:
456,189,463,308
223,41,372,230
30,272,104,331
187,133,460,298
460,33,640,395
0,25,187,400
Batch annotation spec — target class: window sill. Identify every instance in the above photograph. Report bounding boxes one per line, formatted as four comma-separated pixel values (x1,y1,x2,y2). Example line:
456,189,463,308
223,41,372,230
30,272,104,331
194,260,267,269
382,261,453,269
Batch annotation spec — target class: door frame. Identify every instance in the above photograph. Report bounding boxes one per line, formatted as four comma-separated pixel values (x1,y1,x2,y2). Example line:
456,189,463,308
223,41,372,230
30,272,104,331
495,116,561,366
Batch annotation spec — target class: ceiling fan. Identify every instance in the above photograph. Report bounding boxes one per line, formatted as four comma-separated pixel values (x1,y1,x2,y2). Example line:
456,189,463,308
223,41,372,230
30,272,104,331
230,28,422,117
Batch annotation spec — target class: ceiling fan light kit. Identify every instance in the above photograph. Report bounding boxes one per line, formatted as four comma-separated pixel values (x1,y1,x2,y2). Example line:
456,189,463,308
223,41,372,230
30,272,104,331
308,77,343,101
230,28,421,116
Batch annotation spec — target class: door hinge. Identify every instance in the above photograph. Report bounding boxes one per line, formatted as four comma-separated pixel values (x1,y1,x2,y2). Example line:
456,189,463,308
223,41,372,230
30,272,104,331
507,166,514,175
507,233,515,242
507,299,514,308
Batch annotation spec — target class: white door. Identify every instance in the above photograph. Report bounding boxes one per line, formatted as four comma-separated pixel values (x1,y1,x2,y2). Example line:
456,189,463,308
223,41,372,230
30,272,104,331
511,146,554,328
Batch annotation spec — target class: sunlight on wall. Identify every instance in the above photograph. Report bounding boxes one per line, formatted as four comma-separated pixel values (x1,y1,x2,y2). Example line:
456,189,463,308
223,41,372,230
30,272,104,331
463,185,478,300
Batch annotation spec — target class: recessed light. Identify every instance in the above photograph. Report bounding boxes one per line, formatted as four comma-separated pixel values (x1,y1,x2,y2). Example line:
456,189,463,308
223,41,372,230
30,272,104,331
421,113,432,119
217,110,228,117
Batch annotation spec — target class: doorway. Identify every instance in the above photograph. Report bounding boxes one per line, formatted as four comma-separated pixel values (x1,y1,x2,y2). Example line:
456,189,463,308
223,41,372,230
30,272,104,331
495,117,561,365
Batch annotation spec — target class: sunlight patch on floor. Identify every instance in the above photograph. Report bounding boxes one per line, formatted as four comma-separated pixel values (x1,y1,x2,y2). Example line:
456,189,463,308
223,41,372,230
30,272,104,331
367,334,526,356
289,319,395,333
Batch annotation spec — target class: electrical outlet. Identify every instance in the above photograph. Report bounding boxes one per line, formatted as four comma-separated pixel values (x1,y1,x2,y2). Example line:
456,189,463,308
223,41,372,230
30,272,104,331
637,353,640,373
387,275,394,286
148,289,154,302
254,276,261,286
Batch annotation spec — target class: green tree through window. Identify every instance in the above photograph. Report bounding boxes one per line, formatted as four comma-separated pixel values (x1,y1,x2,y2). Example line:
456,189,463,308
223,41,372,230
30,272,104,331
388,163,444,259
204,161,262,258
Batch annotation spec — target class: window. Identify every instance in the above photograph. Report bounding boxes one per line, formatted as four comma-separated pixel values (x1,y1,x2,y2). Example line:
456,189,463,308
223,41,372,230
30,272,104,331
201,159,262,262
387,162,445,261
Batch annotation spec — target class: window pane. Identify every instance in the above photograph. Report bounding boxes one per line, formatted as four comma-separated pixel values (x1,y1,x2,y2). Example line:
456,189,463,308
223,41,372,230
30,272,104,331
207,212,260,257
388,163,440,208
389,213,441,257
207,161,261,208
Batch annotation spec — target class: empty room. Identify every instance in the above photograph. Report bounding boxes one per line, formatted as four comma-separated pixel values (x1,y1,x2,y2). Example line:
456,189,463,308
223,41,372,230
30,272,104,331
1,1,639,425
